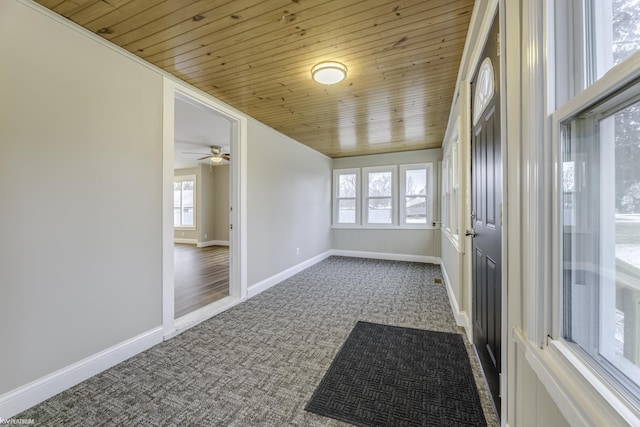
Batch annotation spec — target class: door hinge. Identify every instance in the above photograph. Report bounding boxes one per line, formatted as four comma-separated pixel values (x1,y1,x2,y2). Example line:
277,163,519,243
497,32,500,57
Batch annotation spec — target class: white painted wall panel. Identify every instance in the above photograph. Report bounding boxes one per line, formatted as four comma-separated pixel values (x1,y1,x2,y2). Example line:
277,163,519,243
0,0,163,395
246,120,332,286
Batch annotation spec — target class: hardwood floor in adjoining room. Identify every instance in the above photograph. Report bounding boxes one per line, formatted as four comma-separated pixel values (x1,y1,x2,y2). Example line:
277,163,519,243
174,244,229,318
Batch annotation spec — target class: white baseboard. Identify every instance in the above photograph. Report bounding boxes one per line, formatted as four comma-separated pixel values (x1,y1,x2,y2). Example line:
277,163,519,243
0,327,163,421
248,250,332,298
330,249,441,265
440,262,471,336
197,240,229,248
174,238,197,245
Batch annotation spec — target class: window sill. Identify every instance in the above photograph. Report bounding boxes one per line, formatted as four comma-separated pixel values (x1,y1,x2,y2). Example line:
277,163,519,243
516,329,640,427
331,225,437,230
442,229,462,251
174,227,196,231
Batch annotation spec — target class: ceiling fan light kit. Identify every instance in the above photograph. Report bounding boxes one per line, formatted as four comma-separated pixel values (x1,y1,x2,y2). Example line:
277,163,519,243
311,61,347,85
182,145,230,164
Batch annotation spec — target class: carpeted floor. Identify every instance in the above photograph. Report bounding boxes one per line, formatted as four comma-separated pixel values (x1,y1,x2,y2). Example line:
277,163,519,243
16,256,498,426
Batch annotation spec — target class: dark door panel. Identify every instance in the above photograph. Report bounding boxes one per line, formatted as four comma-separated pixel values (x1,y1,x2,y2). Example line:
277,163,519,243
470,13,502,418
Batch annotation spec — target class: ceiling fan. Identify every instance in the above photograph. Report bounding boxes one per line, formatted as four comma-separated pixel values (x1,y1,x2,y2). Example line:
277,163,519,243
183,145,230,163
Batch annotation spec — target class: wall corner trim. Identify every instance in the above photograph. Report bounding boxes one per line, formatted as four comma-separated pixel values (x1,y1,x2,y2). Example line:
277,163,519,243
0,327,163,420
247,251,333,298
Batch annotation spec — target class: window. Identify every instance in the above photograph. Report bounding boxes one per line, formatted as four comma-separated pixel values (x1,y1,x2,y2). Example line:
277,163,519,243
450,122,460,237
587,0,640,83
333,169,360,225
442,158,450,231
363,166,396,225
442,119,460,239
332,163,434,228
473,58,495,125
561,80,640,406
400,163,431,225
555,0,640,410
174,175,195,228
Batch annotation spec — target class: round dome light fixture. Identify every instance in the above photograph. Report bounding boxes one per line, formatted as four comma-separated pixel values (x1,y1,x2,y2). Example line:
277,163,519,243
311,61,347,84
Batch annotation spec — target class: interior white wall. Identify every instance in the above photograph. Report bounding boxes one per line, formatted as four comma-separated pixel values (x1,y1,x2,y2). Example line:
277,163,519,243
246,120,332,287
0,0,163,397
332,149,442,259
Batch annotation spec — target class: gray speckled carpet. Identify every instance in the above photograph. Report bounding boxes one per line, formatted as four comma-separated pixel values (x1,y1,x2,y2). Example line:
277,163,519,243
15,256,498,426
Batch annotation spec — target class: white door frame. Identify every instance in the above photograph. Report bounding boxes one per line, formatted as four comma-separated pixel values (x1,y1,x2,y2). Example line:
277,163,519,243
162,77,248,338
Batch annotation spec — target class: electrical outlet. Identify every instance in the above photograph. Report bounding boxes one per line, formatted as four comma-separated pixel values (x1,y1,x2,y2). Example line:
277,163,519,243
296,247,300,256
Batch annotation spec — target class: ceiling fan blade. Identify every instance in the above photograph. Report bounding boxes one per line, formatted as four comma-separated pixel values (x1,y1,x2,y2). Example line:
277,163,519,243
182,151,210,155
197,155,211,160
222,154,230,161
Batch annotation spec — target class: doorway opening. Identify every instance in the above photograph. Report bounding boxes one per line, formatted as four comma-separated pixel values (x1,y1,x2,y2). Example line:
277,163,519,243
162,78,247,337
173,92,232,318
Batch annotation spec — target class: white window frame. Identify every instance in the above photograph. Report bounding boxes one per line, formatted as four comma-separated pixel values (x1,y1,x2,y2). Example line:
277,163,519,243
442,156,450,232
399,163,432,227
332,168,361,227
362,165,397,227
539,1,640,424
174,174,196,230
450,120,461,239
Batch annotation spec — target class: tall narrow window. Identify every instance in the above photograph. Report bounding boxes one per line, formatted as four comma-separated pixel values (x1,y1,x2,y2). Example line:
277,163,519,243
174,175,196,227
442,158,450,231
561,80,640,405
400,163,431,225
450,121,460,237
333,169,359,225
363,166,396,225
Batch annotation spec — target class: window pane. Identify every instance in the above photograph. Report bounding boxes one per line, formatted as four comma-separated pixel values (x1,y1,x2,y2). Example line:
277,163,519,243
405,169,427,196
337,199,356,223
368,198,392,224
174,183,181,207
182,181,194,208
592,0,640,81
611,0,640,65
174,208,180,226
405,196,427,223
368,172,392,197
562,91,640,401
182,207,194,226
338,174,356,198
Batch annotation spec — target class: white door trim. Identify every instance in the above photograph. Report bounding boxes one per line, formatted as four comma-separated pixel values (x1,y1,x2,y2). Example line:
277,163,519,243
162,78,248,338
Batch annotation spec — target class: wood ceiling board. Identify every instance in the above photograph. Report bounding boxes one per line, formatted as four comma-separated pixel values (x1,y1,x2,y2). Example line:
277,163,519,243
33,0,475,158
160,1,466,78
143,0,430,68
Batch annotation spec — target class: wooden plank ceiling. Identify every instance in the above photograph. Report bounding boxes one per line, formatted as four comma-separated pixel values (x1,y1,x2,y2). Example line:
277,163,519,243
35,0,474,158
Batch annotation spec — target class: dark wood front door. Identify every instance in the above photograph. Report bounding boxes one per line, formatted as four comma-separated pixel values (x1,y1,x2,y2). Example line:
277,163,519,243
470,13,502,416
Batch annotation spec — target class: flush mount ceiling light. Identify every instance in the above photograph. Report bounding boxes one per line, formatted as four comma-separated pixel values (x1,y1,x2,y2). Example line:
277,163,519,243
311,61,347,84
